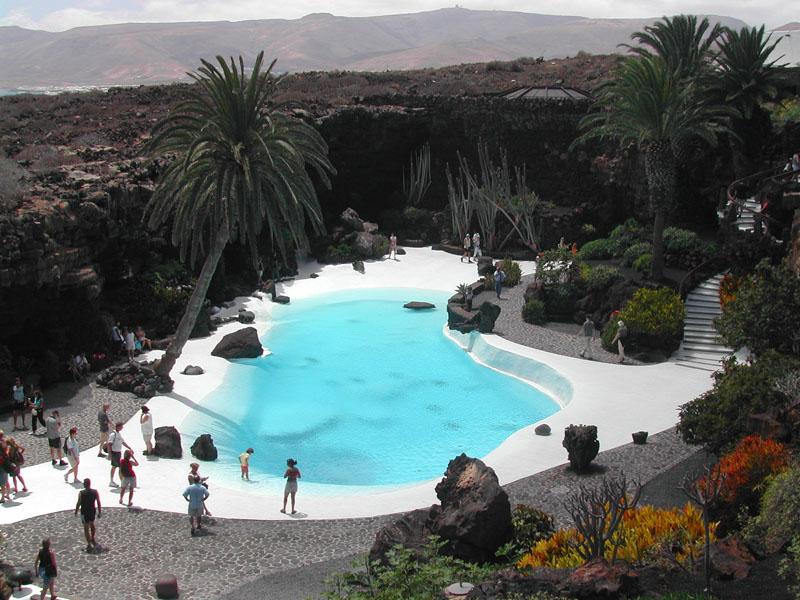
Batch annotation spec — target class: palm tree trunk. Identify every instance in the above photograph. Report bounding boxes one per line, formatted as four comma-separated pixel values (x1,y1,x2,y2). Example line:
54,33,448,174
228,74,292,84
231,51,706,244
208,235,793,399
645,141,676,281
650,208,666,281
155,217,230,378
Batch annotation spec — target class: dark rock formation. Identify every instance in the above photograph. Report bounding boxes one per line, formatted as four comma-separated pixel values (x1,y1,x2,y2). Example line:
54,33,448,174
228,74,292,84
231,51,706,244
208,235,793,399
562,558,640,599
369,454,512,565
562,424,599,473
153,426,182,459
190,433,218,461
180,365,204,375
476,256,496,277
535,424,551,436
95,361,173,398
432,454,513,562
210,327,263,359
273,295,290,304
447,301,501,333
237,310,255,324
632,431,648,444
352,260,365,274
403,301,435,309
710,537,755,580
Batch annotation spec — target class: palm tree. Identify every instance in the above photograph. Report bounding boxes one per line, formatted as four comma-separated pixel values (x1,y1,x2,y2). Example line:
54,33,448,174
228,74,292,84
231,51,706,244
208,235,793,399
146,52,335,377
623,14,723,80
571,55,736,280
707,25,793,179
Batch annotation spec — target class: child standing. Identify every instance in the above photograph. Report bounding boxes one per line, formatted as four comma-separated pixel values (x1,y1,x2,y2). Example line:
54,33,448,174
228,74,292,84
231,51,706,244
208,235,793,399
239,448,254,480
119,449,138,506
281,458,301,514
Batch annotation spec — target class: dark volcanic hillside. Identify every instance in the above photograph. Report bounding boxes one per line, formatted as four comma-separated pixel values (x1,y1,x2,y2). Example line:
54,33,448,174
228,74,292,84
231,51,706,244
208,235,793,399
0,8,747,89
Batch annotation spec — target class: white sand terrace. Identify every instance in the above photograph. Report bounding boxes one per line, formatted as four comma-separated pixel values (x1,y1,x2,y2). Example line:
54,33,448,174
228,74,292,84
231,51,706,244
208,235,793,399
0,247,714,525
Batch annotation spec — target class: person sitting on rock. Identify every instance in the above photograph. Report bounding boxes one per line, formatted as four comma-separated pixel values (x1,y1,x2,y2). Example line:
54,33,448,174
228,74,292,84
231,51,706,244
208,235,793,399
72,353,90,379
135,326,152,351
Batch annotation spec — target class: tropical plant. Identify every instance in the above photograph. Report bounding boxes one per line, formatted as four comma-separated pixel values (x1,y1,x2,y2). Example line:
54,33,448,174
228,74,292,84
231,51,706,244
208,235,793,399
708,25,794,178
715,261,800,357
401,142,431,207
619,287,685,339
146,52,334,376
745,461,800,556
584,265,624,292
572,51,735,280
632,253,651,273
495,258,522,287
622,242,652,266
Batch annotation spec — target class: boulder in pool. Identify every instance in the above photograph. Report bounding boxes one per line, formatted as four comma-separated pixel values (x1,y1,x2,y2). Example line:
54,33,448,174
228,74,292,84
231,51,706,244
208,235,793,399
404,301,435,310
211,327,263,359
191,433,218,461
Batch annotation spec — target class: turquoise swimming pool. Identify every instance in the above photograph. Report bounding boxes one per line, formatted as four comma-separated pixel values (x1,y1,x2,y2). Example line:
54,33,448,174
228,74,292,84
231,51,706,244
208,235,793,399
181,288,559,490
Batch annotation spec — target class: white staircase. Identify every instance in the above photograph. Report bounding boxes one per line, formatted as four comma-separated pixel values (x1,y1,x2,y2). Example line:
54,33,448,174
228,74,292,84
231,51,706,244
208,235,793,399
717,196,761,232
672,274,737,371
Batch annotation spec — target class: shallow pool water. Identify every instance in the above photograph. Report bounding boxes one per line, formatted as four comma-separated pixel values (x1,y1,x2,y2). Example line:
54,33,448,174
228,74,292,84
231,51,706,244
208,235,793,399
181,288,559,491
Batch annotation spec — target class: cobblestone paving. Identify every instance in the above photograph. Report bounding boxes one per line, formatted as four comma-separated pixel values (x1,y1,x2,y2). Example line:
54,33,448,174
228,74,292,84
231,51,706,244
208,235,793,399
474,272,643,365
0,281,703,599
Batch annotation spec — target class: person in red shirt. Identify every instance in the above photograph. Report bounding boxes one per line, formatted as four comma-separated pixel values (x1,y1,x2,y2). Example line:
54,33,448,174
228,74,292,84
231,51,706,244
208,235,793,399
119,449,138,506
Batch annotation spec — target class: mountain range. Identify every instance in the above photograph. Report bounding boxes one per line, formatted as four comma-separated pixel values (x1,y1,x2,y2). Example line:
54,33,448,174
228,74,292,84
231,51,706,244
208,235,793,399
0,8,757,90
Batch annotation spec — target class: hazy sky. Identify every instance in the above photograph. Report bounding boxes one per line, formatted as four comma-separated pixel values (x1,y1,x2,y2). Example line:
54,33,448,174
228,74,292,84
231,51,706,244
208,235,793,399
0,0,795,32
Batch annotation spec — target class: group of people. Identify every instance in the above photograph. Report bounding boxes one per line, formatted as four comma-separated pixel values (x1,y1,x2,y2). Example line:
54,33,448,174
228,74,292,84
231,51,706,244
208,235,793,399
461,231,482,262
110,322,152,361
784,152,800,177
0,430,28,502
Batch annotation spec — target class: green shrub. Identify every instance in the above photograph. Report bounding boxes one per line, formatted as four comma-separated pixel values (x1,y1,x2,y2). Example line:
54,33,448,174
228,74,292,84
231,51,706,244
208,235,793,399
543,283,579,320
632,253,651,273
509,504,555,559
522,299,547,325
720,229,784,276
584,265,624,292
609,218,645,252
715,260,800,356
663,226,704,269
677,351,800,454
622,242,652,267
372,236,389,259
744,461,800,555
576,238,617,260
779,536,800,600
620,287,684,338
321,537,495,600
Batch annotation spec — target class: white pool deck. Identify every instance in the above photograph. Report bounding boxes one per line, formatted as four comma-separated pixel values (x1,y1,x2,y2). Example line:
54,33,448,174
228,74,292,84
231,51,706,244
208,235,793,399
0,247,714,525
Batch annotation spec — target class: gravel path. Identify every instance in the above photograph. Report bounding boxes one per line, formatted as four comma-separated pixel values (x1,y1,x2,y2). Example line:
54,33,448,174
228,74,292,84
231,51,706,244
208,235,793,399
0,275,704,600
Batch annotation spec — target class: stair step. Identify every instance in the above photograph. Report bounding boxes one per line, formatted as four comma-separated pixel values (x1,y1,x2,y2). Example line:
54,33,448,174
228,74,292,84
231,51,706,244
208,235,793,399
686,299,722,309
689,288,721,298
681,344,735,356
686,307,723,316
674,360,719,372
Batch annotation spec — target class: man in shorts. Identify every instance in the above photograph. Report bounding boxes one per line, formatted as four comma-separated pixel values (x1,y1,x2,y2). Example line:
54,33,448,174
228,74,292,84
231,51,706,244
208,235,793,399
108,422,132,487
97,404,110,458
45,411,67,466
75,478,101,552
183,476,210,536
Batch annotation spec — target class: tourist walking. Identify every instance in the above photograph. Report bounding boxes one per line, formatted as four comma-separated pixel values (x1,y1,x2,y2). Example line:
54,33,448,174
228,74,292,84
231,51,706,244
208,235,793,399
5,437,28,493
11,377,26,431
34,539,58,600
28,389,46,435
389,233,398,260
578,313,594,359
611,320,627,363
140,406,154,455
64,427,80,483
119,449,138,506
45,411,67,466
97,403,110,457
75,478,101,552
281,458,301,514
188,462,212,517
472,232,482,258
239,447,254,480
461,234,472,262
494,265,506,298
108,422,132,487
183,476,210,536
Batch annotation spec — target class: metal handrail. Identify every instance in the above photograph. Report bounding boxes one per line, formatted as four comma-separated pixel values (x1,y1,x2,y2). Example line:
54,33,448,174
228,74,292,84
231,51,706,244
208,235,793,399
726,164,787,202
678,255,728,300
